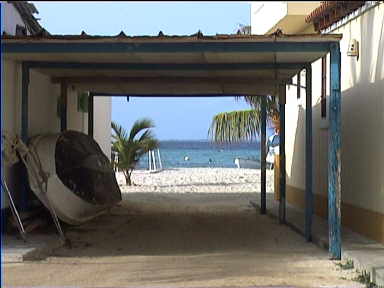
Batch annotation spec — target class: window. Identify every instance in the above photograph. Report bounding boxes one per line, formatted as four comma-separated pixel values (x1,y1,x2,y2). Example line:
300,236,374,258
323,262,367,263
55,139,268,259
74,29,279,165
321,56,327,118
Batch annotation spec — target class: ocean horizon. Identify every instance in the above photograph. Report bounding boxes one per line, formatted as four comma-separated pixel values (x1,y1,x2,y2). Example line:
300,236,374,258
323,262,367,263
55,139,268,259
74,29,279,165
137,139,261,169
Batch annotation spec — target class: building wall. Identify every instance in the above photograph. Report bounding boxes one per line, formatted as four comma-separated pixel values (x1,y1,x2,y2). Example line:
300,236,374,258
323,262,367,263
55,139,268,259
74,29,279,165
250,2,319,35
251,2,287,34
28,70,61,136
1,2,28,35
94,97,112,160
283,2,384,243
1,3,112,210
2,2,29,209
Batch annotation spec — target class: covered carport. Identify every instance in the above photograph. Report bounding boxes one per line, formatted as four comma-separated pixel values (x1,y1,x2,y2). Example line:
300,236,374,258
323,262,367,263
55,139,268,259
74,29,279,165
2,32,342,259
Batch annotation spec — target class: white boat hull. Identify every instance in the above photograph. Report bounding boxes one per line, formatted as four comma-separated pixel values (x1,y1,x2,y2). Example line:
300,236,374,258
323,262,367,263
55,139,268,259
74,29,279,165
234,158,259,169
26,134,120,225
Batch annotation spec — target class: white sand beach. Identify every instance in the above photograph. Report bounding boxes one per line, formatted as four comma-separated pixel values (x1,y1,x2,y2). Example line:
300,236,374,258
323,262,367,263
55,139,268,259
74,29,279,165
117,167,275,193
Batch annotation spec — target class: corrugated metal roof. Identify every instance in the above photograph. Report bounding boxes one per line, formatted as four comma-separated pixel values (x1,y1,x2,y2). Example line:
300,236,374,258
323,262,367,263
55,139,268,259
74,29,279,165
1,30,342,42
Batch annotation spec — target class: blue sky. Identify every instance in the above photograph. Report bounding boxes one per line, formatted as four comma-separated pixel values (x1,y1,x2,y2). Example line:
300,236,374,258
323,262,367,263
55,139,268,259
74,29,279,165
32,1,253,140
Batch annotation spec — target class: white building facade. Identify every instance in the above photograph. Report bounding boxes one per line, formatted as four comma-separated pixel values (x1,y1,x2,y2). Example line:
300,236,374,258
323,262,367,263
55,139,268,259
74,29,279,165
1,2,112,209
250,1,384,244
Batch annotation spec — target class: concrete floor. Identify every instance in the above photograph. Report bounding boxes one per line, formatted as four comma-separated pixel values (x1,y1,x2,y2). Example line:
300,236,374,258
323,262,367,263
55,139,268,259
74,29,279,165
254,192,384,286
3,193,362,288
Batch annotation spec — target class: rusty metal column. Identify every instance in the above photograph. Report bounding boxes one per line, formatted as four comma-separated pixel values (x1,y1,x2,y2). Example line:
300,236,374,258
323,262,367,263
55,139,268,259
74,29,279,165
260,96,267,214
279,84,286,224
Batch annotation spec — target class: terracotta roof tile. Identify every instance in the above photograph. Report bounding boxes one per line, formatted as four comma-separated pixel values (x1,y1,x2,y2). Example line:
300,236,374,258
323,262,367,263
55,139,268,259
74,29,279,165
306,1,366,32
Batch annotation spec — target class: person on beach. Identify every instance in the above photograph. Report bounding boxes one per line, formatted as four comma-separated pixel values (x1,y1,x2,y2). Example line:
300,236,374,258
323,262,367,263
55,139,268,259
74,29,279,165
266,127,280,169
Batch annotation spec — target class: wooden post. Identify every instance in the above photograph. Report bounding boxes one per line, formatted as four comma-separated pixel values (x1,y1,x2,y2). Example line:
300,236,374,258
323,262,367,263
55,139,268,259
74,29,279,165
60,82,68,132
88,92,94,138
279,84,286,224
260,96,267,214
305,64,313,242
329,43,342,260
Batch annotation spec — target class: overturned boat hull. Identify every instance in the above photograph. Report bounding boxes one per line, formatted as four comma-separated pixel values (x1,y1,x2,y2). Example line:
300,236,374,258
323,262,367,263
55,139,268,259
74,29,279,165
26,131,122,225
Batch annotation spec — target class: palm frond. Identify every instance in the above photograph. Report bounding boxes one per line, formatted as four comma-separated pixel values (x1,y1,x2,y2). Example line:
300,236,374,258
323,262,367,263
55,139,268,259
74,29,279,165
209,109,261,143
129,118,155,141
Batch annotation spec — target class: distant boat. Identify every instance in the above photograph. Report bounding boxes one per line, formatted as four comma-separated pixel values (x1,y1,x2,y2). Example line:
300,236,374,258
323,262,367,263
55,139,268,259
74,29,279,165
234,157,259,169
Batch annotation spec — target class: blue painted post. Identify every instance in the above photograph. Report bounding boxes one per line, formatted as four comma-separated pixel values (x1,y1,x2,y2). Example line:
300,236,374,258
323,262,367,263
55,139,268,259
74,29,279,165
305,64,313,242
21,63,30,143
261,96,267,214
88,92,94,138
279,84,286,224
60,82,67,131
329,43,342,260
20,63,30,211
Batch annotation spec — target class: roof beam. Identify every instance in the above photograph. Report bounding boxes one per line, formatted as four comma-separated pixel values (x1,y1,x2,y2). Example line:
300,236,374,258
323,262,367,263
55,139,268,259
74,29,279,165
3,41,333,54
71,80,280,96
25,61,307,71
51,76,291,85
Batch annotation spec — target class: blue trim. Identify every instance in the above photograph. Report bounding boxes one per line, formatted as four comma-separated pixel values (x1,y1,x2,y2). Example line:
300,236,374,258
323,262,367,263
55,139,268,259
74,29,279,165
91,92,246,97
88,93,94,138
20,63,30,211
1,4,4,286
24,61,307,71
21,63,29,143
3,41,333,54
328,42,342,260
305,64,313,242
279,85,286,224
260,96,267,215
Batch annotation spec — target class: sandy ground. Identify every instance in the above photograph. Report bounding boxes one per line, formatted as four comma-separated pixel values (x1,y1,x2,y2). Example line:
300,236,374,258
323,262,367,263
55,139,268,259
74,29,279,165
4,169,361,287
118,168,275,193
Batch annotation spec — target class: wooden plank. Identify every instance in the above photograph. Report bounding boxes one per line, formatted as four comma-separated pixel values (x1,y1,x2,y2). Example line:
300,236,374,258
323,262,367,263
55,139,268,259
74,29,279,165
329,42,342,260
60,82,68,132
305,64,313,242
88,93,94,138
260,96,267,214
279,84,286,224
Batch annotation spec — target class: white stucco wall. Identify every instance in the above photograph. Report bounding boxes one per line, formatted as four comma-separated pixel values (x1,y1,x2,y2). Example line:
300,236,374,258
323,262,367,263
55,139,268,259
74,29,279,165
94,97,112,160
285,2,384,214
251,2,287,34
2,2,29,209
2,60,19,208
1,2,27,35
28,70,61,136
67,88,88,133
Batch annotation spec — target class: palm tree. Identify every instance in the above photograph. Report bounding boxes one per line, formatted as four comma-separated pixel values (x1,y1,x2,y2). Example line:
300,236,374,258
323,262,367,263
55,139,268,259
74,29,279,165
209,95,279,143
112,119,159,185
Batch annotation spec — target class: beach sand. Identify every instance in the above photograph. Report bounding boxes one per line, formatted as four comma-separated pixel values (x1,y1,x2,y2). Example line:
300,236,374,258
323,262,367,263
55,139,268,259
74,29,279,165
3,168,360,287
118,167,275,194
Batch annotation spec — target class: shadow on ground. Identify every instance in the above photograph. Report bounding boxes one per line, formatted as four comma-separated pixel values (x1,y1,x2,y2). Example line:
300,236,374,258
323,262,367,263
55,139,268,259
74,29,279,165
52,192,317,258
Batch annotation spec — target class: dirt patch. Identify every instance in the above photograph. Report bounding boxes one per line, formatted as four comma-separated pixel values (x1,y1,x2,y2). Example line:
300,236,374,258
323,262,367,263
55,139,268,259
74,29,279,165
3,193,361,287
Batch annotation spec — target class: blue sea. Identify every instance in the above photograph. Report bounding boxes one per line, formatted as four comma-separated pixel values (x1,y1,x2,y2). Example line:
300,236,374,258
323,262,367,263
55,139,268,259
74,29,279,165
137,140,260,169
